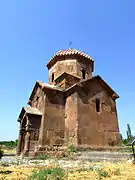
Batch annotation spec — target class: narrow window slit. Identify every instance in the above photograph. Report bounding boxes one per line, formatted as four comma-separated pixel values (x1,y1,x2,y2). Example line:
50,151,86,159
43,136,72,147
96,98,100,112
82,69,86,79
52,73,54,82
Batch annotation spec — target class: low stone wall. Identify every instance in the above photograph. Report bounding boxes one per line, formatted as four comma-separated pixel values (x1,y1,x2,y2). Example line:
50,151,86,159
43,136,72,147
76,145,132,152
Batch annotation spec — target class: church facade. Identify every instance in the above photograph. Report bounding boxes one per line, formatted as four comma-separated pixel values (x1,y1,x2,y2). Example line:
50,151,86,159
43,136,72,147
17,48,120,156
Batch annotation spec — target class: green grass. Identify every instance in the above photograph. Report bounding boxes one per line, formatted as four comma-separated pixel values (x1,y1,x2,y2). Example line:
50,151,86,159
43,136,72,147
28,167,65,180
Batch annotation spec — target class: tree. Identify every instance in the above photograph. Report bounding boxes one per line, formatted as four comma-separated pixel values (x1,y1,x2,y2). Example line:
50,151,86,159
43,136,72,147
127,124,132,140
120,124,133,146
120,133,123,141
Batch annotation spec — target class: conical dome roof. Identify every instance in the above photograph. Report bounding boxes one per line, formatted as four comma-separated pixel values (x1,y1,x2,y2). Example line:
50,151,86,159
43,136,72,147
46,48,94,69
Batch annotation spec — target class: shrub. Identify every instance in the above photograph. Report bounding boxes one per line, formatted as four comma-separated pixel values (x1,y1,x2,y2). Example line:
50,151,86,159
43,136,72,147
0,147,4,159
37,154,50,160
68,144,76,153
97,169,109,179
59,144,76,160
28,167,65,180
0,140,17,150
114,168,121,176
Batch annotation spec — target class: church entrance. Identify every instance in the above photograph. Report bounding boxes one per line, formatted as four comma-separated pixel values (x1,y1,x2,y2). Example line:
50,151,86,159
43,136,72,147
20,118,27,154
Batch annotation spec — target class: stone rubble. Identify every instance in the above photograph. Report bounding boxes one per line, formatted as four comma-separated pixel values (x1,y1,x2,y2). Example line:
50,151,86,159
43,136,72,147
0,156,103,170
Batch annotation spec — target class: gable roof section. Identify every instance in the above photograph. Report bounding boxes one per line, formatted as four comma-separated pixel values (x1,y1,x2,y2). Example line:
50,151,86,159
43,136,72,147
28,75,119,104
66,75,119,100
96,76,119,99
24,106,42,115
37,81,63,91
46,48,94,69
54,72,80,83
18,106,42,121
28,81,64,103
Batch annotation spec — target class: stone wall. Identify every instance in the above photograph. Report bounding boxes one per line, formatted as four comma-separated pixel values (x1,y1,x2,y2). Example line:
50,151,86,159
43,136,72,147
77,80,120,147
42,90,65,146
55,74,80,89
48,58,93,84
76,58,93,78
48,59,77,84
65,92,78,146
28,114,41,151
31,86,44,113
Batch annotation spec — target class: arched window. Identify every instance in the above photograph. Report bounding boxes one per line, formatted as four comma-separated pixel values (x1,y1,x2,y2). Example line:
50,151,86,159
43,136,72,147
52,73,54,82
96,98,100,112
81,69,86,79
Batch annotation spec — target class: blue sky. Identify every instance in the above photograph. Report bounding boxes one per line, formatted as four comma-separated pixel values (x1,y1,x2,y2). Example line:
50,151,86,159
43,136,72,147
0,0,135,141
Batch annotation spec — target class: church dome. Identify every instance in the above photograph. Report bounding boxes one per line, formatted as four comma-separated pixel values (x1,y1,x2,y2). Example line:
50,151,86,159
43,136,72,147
46,48,94,69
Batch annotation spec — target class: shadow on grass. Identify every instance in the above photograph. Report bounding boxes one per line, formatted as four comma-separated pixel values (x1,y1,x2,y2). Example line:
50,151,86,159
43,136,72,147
0,170,12,174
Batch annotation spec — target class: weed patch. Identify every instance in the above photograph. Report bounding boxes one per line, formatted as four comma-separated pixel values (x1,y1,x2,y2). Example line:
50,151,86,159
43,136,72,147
28,167,65,180
68,145,76,153
97,169,109,179
36,154,50,160
114,168,121,175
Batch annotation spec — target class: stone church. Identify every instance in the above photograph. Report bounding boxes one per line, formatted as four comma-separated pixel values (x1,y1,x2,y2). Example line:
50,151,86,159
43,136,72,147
17,48,120,156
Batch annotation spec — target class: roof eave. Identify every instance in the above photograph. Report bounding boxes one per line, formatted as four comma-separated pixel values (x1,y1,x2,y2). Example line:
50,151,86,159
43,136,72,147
42,85,64,92
96,75,119,99
46,54,94,70
18,106,42,122
28,81,41,102
28,81,64,105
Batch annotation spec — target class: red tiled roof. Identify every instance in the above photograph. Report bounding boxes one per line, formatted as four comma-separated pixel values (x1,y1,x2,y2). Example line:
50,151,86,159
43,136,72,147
46,48,94,69
55,48,93,59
